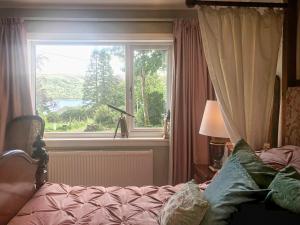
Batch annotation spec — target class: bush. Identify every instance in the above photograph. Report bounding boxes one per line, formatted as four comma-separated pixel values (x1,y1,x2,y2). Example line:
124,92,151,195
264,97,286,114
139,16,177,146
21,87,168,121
84,123,105,132
47,112,60,123
60,107,87,122
94,105,118,128
83,105,97,118
56,124,71,131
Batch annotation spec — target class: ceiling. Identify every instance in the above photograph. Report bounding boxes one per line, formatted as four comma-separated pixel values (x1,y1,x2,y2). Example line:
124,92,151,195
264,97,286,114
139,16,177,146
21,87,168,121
0,0,188,9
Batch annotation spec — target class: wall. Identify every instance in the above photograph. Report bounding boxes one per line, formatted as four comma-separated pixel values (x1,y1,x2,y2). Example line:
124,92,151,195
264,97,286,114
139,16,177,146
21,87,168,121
0,8,196,35
25,21,173,35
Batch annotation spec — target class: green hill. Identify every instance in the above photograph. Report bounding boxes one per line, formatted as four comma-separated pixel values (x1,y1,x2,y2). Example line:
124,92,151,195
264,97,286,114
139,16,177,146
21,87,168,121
38,74,84,99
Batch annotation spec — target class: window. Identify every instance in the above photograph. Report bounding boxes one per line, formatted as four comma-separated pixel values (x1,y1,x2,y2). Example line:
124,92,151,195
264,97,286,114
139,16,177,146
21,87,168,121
132,47,168,129
32,42,172,137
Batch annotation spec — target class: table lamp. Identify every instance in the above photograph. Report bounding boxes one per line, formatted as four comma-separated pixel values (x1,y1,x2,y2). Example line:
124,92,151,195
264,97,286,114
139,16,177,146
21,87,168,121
199,100,229,171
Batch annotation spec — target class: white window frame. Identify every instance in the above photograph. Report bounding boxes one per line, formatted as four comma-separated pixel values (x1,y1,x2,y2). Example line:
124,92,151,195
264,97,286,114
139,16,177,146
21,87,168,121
29,37,173,139
127,44,172,136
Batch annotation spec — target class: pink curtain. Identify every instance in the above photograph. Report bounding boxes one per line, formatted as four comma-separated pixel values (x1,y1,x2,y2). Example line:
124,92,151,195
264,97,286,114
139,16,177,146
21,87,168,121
0,18,33,152
171,18,214,184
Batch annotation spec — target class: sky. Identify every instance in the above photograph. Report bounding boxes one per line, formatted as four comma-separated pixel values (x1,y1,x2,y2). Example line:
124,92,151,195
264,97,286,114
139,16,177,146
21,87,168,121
36,45,125,78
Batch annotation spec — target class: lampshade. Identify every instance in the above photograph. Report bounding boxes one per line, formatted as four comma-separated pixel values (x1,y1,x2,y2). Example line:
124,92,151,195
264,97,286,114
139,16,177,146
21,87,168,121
199,100,228,138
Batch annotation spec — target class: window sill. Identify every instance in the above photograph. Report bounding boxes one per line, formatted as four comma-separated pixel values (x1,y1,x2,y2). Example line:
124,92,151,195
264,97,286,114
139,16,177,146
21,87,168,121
44,130,165,139
44,137,169,149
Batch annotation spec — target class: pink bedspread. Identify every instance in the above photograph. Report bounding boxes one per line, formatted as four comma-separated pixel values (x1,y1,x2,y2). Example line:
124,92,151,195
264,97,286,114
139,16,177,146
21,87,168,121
9,182,207,225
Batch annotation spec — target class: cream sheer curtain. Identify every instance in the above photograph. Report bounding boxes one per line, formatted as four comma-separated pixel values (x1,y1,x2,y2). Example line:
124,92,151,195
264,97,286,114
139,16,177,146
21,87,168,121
198,7,283,149
0,18,33,151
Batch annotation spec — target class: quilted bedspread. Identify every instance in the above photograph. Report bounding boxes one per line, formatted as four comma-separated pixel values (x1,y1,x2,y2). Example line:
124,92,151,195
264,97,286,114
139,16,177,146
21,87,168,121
8,182,207,225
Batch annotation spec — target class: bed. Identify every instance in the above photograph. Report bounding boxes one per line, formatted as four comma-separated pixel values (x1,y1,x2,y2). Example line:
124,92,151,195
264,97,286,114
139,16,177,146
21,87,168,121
1,138,300,225
1,137,207,225
8,182,181,225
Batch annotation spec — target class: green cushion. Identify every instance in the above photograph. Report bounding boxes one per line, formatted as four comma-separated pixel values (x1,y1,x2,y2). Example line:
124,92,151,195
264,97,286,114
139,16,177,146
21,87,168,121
159,180,209,225
232,139,277,188
201,154,269,225
267,166,300,214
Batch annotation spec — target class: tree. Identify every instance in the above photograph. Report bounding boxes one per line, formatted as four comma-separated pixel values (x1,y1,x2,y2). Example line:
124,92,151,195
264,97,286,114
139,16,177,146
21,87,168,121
133,49,166,126
148,91,165,126
82,49,124,108
35,54,56,114
135,75,166,127
36,75,56,114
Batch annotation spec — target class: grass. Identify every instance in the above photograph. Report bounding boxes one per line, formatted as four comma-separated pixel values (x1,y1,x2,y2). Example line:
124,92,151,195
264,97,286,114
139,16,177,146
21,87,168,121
44,119,116,132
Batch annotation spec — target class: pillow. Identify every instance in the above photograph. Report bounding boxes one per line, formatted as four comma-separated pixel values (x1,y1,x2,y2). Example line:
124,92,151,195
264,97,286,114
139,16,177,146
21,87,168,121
232,139,277,188
159,180,209,225
267,166,300,214
201,153,270,225
259,145,300,173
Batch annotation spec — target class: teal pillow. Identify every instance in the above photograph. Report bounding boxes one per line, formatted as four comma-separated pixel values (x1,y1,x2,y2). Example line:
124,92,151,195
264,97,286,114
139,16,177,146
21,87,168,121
160,180,209,225
201,154,270,225
267,166,300,214
232,139,277,188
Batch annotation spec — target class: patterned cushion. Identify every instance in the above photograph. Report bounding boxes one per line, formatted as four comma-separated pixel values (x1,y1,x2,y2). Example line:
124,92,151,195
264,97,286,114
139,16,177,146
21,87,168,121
159,180,209,225
267,166,300,213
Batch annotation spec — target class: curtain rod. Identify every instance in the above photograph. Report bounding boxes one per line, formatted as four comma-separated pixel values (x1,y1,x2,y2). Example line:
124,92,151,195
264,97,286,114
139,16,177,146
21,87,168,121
22,17,175,22
186,0,288,8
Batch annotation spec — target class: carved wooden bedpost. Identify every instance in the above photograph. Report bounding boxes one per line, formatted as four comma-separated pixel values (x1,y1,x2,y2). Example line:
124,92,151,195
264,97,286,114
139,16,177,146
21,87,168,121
32,135,49,189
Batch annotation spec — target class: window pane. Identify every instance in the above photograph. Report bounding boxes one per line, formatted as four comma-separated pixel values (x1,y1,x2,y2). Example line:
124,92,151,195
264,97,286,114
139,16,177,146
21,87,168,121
35,44,125,132
133,48,168,128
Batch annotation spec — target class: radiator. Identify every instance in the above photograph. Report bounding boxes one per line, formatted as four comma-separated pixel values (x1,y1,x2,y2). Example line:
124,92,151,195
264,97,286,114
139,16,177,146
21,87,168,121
48,150,153,187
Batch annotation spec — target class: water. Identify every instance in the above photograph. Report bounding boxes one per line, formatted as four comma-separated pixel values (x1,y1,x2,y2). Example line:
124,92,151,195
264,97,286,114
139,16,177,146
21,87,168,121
53,99,84,110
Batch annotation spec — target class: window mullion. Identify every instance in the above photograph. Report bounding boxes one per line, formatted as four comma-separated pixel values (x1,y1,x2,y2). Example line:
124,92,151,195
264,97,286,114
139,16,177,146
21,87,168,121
126,44,134,133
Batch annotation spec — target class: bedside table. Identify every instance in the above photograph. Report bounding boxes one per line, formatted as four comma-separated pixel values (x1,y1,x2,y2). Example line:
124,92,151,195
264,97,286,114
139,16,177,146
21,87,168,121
193,164,217,183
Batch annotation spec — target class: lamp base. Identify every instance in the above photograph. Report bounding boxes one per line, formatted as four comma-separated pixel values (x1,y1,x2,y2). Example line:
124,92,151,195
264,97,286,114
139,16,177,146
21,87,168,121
209,138,227,171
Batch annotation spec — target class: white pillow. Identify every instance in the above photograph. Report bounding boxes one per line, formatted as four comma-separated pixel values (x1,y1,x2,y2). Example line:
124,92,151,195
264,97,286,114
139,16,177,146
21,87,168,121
159,180,209,225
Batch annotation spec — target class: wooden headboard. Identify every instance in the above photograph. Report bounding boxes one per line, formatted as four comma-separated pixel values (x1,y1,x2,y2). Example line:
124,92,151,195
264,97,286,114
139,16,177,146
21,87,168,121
285,87,300,146
0,136,48,225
